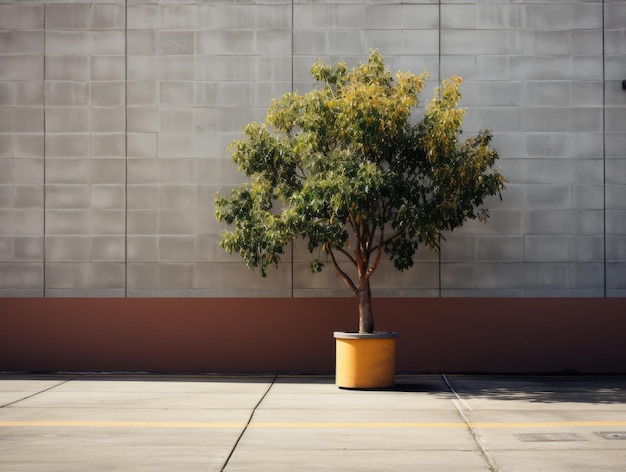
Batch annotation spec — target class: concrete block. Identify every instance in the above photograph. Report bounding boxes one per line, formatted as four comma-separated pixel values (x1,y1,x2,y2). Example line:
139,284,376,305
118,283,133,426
127,159,159,184
0,56,43,81
441,4,475,30
571,30,603,56
474,55,522,81
217,82,254,107
45,262,90,289
45,56,89,81
196,55,255,81
524,107,603,133
523,31,572,56
158,31,194,55
160,82,194,106
13,134,44,159
127,133,157,158
213,4,256,29
15,81,44,106
127,81,157,106
14,185,43,208
14,236,43,261
158,235,195,262
197,30,256,55
10,107,43,132
523,81,570,108
606,235,626,262
89,262,125,289
10,159,44,185
127,56,158,81
524,184,573,210
90,133,125,158
45,82,89,106
194,82,218,106
4,210,42,235
127,209,158,235
257,30,291,55
45,235,90,262
606,133,626,159
607,210,626,235
607,263,626,290
157,56,194,81
525,209,604,236
401,30,438,55
90,82,124,107
45,184,91,209
160,4,197,29
127,184,158,210
0,31,44,55
90,159,125,184
91,184,125,209
524,3,601,30
0,263,42,289
127,107,160,132
573,184,604,210
46,31,93,56
45,159,90,184
442,30,521,55
157,133,194,158
45,107,89,133
90,107,125,132
160,108,194,132
126,4,159,30
257,4,291,29
90,209,125,235
158,209,197,235
0,83,11,106
127,235,157,262
127,263,159,289
607,183,626,211
460,81,522,107
196,261,290,293
0,236,11,261
90,56,125,81
45,5,90,30
157,263,195,289
293,4,326,30
91,236,124,262
91,5,125,30
159,184,197,210
0,185,12,208
524,235,603,263
327,4,365,29
0,4,44,30
127,30,157,55
45,209,90,235
158,159,198,184
476,236,524,263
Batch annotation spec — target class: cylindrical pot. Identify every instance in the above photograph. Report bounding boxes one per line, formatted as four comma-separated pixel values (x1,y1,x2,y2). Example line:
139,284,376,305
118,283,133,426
334,331,398,389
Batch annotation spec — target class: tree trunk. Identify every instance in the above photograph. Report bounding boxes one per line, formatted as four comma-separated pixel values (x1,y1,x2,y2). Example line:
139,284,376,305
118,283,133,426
358,278,374,333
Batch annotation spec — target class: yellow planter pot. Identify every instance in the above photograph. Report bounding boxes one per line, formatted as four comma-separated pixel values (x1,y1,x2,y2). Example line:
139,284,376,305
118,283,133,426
334,331,398,389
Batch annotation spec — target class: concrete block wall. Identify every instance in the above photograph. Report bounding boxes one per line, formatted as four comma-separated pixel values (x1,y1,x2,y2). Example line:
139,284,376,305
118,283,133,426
0,0,624,298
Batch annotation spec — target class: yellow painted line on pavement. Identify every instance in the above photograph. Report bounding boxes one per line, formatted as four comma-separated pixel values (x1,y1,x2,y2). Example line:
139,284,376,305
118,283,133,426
1,421,626,429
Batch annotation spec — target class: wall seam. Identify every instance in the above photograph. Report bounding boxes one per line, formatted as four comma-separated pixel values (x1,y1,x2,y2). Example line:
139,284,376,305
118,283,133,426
124,0,129,298
602,0,607,298
42,2,47,298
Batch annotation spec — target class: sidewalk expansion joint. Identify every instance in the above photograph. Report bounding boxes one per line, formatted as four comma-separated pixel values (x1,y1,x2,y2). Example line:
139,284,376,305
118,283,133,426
442,373,498,472
220,374,277,472
0,374,80,409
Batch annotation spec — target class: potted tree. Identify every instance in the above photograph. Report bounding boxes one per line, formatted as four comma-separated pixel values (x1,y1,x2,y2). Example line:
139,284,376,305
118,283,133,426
215,51,505,388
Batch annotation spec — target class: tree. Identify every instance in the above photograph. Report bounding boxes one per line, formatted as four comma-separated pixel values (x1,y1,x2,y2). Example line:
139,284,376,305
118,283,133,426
215,50,505,333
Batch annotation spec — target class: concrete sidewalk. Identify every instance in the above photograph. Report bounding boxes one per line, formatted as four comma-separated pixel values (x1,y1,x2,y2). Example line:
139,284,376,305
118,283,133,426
0,374,625,471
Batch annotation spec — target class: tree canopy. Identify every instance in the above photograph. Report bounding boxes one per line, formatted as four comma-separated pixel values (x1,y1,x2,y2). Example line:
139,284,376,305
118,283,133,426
215,50,505,332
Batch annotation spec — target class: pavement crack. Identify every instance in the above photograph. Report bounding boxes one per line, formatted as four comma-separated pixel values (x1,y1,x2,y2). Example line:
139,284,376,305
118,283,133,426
220,374,277,472
442,373,499,472
0,375,80,408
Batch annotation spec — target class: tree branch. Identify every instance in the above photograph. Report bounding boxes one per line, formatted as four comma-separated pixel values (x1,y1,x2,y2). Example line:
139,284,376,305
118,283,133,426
328,247,359,295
